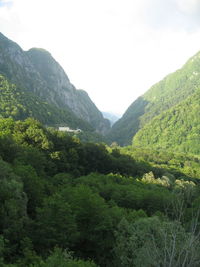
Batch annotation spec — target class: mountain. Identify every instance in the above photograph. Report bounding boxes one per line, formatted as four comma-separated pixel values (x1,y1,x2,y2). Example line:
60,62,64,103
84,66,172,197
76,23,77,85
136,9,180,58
102,111,120,126
108,50,200,145
0,32,110,134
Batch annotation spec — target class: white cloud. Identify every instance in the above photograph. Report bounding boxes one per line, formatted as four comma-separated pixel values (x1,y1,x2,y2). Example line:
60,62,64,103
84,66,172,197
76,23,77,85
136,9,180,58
176,0,200,14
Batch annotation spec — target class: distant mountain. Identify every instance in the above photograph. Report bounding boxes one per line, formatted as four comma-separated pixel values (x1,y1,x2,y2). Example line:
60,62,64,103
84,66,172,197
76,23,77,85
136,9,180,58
108,50,200,145
102,111,120,126
0,32,110,135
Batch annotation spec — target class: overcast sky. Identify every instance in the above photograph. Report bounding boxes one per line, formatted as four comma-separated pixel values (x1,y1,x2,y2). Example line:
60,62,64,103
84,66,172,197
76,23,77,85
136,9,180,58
1,0,200,115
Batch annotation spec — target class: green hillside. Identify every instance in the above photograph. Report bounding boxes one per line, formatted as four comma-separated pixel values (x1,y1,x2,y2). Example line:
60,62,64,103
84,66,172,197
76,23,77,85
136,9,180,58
108,51,200,145
133,89,200,154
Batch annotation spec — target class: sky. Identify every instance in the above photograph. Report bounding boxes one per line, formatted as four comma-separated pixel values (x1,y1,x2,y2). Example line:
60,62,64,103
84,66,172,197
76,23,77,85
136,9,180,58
1,0,200,115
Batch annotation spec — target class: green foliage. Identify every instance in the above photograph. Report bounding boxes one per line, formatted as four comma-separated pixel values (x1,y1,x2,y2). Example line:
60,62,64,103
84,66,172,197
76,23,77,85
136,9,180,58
13,164,45,217
121,145,200,180
133,90,200,155
0,117,200,266
34,193,78,253
75,173,172,215
0,159,28,260
33,248,97,267
113,216,200,267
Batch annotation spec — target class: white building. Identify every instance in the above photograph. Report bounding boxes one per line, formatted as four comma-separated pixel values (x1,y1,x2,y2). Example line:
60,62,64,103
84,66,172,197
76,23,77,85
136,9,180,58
58,127,82,133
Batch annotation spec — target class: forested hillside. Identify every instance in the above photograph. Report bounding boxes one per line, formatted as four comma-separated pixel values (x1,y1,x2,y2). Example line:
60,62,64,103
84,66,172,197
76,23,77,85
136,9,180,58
108,51,200,145
133,89,200,154
0,117,200,266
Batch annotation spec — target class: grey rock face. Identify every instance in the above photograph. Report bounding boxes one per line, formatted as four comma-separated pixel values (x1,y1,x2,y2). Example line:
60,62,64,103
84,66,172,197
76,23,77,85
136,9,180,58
0,33,41,85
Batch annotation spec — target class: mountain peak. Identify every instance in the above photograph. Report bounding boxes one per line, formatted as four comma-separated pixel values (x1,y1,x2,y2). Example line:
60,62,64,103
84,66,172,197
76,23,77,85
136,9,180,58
28,47,52,56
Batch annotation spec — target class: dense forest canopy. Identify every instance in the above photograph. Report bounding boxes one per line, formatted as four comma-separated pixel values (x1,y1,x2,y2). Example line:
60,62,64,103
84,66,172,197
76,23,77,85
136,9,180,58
132,89,200,155
0,117,200,266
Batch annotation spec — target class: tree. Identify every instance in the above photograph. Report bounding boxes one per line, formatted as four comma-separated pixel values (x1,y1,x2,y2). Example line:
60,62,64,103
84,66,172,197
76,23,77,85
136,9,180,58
34,193,78,254
0,159,28,260
33,247,97,267
113,216,200,267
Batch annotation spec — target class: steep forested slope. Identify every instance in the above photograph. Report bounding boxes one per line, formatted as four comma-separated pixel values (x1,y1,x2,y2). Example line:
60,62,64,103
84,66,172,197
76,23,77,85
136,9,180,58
108,51,200,145
0,32,110,134
133,89,200,154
